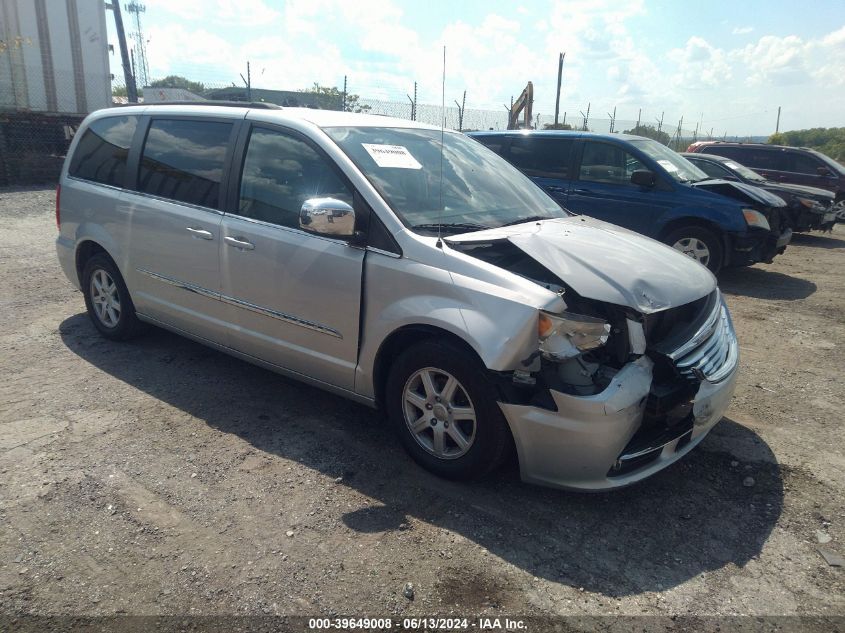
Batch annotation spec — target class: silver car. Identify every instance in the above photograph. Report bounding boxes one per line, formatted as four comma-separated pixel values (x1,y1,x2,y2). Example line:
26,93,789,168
55,104,739,491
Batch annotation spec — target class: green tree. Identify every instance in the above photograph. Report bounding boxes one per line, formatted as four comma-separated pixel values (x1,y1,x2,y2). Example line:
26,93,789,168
623,124,671,145
112,85,127,97
149,75,205,94
768,127,845,162
543,122,573,130
300,83,371,113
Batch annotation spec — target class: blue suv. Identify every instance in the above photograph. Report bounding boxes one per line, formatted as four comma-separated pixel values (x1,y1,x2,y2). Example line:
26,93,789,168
468,131,791,273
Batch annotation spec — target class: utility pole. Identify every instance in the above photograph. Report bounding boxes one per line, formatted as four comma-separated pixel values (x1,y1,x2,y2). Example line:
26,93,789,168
607,106,616,133
108,2,138,102
656,112,664,136
553,52,565,126
240,61,251,101
636,108,641,132
342,75,347,111
562,112,566,128
775,106,781,133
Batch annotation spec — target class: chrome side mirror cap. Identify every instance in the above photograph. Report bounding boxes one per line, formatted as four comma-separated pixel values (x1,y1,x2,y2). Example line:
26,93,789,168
299,198,355,237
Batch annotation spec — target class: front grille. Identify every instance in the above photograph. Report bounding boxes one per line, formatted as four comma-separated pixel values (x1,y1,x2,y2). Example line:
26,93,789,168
666,292,738,384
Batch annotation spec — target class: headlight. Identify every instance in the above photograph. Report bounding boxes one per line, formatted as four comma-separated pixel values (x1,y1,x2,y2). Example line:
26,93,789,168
742,208,770,231
538,311,611,360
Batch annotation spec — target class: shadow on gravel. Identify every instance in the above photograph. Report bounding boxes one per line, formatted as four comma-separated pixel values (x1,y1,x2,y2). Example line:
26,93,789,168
789,231,845,250
718,267,816,301
60,314,783,598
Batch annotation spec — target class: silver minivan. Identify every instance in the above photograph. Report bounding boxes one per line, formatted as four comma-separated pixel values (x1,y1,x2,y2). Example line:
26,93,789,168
56,104,739,491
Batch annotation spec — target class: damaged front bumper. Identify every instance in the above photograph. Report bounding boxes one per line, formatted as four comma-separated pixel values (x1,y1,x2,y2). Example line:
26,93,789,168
499,303,740,492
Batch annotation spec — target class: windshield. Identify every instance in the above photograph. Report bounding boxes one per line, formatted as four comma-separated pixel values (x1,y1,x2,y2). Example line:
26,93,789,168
629,139,709,183
324,127,566,232
723,159,766,181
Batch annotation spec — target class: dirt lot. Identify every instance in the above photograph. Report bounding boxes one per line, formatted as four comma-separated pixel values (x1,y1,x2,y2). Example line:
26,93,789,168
1,187,843,625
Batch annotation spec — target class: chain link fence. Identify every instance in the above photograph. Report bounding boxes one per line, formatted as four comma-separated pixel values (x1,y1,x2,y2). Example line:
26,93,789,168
0,72,760,186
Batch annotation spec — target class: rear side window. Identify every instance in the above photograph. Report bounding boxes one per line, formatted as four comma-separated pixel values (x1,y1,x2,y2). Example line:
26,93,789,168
68,116,138,187
787,151,822,175
237,127,353,229
509,137,574,178
710,146,782,171
137,119,233,208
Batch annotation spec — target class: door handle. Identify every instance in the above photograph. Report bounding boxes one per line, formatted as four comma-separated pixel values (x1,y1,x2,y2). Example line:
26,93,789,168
546,186,567,193
571,188,592,194
224,236,255,250
186,227,213,240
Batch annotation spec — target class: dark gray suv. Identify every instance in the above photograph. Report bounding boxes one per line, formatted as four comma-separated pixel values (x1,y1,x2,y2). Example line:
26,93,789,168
687,141,845,220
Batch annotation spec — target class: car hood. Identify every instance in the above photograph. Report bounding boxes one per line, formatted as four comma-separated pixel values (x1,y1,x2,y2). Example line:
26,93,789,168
760,181,835,202
444,216,716,314
691,178,786,208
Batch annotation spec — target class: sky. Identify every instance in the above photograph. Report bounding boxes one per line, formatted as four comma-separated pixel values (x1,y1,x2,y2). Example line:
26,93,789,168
106,0,845,136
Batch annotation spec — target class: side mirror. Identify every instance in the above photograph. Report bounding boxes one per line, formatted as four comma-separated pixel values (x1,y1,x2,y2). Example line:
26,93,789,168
299,197,355,237
817,166,833,177
631,169,656,187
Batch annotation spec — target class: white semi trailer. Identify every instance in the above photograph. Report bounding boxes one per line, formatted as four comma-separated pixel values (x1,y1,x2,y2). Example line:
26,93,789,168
0,0,111,114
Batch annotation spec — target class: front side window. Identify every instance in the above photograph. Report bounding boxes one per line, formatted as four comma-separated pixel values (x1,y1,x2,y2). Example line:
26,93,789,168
788,151,823,175
68,115,138,187
579,141,646,185
509,137,574,179
237,128,353,229
137,119,232,208
325,127,565,232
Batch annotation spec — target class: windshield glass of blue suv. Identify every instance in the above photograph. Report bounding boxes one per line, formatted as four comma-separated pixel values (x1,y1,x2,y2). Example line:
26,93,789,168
325,126,567,232
630,139,709,183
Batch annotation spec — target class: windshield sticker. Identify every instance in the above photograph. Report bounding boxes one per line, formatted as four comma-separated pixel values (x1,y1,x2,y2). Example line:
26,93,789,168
362,143,422,169
657,159,679,173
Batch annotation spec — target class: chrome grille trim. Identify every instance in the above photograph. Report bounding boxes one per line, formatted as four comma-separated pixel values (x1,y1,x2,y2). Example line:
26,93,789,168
668,292,738,384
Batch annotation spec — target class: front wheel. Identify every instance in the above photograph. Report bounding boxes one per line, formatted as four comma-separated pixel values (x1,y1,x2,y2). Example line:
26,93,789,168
663,226,724,274
385,339,511,480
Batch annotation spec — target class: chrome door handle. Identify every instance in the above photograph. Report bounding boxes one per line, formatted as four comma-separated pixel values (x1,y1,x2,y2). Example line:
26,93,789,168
224,236,255,250
571,188,592,194
186,227,213,240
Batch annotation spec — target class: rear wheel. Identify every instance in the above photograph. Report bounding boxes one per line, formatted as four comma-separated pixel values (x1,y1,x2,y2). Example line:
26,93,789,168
82,253,144,340
663,226,724,273
385,339,511,480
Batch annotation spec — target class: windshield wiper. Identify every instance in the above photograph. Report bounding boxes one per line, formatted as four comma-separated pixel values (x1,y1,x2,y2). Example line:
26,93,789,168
410,222,491,233
499,215,553,227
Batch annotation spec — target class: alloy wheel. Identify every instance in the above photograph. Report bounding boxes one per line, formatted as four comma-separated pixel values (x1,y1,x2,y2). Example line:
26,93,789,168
89,268,121,328
672,237,711,266
402,367,477,460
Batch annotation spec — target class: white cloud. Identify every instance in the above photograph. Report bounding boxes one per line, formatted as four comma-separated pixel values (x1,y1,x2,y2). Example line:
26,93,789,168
669,36,732,87
732,26,754,35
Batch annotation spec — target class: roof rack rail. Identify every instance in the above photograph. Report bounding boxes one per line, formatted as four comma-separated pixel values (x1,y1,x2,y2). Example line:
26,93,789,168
130,100,283,110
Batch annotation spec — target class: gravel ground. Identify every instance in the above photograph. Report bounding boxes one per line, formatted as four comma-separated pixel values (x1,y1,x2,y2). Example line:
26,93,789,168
0,187,843,625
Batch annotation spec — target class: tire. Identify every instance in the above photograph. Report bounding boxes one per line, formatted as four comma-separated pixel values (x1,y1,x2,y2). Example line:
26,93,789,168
81,253,145,340
663,226,724,274
385,339,511,480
